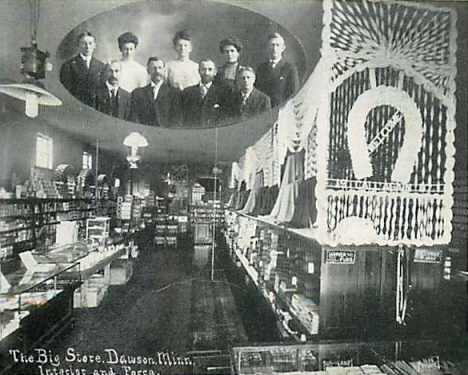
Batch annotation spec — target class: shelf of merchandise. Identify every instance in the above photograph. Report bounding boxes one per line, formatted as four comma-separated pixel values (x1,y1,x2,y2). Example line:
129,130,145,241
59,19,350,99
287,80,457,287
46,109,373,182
225,210,321,339
0,198,94,262
153,213,188,248
190,203,225,226
224,209,452,342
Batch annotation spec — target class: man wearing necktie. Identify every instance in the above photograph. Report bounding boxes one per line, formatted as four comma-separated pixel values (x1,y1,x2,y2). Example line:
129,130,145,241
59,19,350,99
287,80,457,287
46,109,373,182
60,32,105,107
232,66,271,120
130,57,181,127
181,59,229,128
95,60,131,120
255,32,300,107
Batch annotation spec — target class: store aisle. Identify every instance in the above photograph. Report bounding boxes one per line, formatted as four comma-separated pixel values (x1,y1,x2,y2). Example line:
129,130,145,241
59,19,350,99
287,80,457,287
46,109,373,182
23,233,195,374
8,232,247,375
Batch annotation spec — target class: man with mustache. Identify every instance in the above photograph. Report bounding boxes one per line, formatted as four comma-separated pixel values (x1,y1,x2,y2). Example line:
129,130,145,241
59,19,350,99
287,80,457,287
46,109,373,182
95,60,131,120
130,57,181,127
182,59,229,128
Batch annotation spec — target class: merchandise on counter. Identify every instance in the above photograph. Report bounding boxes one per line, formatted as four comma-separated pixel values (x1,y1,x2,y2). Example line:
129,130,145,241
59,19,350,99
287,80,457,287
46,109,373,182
56,221,79,245
86,217,110,246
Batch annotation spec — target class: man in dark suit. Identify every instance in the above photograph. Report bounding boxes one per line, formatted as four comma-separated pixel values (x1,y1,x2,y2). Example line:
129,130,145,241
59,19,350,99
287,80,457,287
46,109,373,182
60,32,105,107
95,60,131,120
255,32,300,107
232,67,271,120
182,59,228,128
130,57,181,127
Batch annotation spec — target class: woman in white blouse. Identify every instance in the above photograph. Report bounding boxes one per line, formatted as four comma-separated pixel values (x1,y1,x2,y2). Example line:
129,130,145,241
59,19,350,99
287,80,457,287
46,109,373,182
166,30,200,91
118,32,149,93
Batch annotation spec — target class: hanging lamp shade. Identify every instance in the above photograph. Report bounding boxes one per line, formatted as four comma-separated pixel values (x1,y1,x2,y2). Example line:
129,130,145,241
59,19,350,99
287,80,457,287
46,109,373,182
0,83,62,118
123,132,148,169
123,132,148,148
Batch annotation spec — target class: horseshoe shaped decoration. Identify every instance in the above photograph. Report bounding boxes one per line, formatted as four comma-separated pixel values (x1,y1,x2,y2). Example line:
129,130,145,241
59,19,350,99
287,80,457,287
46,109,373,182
346,86,423,184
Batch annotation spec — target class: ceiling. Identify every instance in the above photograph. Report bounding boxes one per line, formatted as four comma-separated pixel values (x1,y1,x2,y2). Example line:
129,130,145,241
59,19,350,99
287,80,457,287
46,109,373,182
0,0,323,165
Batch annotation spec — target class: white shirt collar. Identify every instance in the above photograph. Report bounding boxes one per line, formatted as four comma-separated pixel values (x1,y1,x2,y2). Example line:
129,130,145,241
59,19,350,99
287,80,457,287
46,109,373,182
80,54,92,62
106,81,119,91
200,82,212,90
270,58,281,67
150,80,163,88
241,88,253,99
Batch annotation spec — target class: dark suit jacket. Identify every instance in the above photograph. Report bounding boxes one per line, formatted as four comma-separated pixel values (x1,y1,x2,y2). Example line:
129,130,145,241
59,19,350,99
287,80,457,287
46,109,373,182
255,59,300,107
60,55,105,107
95,85,131,120
130,83,181,127
231,87,271,120
181,83,229,128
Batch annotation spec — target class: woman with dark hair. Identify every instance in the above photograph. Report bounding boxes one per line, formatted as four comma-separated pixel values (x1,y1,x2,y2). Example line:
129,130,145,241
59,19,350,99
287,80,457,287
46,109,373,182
215,36,245,90
166,30,200,91
117,31,149,92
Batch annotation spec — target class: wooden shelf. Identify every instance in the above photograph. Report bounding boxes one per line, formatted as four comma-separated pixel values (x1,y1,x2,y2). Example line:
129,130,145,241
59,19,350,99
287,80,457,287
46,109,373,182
0,198,93,204
1,198,97,264
0,227,33,235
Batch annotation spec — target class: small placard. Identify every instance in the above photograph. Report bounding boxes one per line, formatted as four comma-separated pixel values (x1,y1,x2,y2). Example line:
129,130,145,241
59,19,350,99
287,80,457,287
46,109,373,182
414,248,443,263
326,250,356,264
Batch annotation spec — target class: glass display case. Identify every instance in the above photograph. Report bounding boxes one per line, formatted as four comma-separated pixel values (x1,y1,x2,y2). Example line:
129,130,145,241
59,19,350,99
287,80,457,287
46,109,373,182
231,341,466,375
0,262,81,340
18,241,90,272
0,262,82,375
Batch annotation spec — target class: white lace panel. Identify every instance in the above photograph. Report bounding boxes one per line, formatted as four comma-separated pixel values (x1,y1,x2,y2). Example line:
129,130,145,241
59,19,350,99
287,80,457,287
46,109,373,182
316,0,457,246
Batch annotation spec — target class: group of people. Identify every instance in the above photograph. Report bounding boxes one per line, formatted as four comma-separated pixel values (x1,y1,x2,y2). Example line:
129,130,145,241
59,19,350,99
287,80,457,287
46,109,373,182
60,30,300,128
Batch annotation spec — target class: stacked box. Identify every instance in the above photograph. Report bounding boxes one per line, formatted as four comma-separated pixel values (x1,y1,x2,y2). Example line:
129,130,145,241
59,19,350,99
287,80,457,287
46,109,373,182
74,274,108,308
291,294,319,334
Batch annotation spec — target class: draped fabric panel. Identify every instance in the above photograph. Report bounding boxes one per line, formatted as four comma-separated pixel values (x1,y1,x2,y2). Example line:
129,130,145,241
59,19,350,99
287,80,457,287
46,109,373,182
240,170,264,214
234,181,248,210
243,147,257,191
268,151,305,223
290,178,318,228
230,59,324,225
230,162,241,190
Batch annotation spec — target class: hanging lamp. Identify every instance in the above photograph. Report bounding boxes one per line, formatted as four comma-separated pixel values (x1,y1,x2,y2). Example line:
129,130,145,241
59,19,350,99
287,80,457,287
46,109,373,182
0,0,61,118
123,132,148,169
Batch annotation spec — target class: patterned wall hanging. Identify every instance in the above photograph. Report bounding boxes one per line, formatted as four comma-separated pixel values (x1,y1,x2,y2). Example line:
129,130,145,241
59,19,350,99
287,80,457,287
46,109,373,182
316,0,458,246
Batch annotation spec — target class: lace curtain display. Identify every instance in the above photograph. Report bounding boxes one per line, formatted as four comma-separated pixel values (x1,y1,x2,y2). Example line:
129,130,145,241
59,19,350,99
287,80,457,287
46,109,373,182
262,58,326,223
271,124,281,188
316,0,458,246
278,59,325,172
